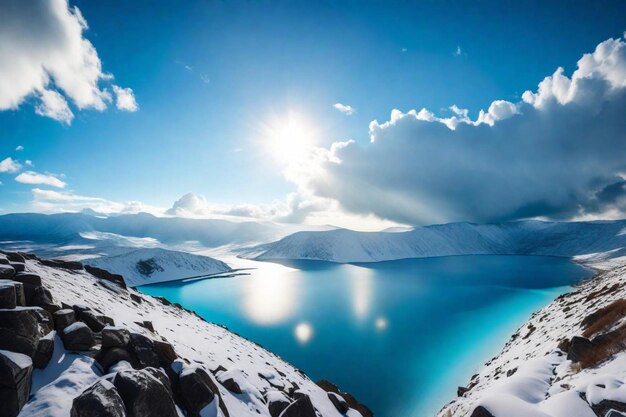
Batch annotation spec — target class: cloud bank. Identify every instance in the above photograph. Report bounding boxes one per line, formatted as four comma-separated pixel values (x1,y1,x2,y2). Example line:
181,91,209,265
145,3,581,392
15,171,67,188
294,34,626,225
0,0,137,124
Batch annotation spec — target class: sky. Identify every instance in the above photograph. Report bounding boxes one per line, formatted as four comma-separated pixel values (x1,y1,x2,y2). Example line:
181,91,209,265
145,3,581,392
1,0,626,229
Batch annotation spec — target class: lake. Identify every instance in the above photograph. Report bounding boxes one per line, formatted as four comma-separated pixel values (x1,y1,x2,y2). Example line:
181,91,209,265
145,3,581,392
138,255,591,417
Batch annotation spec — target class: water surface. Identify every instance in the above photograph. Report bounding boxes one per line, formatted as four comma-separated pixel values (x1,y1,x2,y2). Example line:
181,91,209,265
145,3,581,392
139,255,591,417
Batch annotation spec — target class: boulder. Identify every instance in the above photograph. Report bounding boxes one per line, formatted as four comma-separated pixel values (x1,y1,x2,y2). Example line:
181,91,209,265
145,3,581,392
153,339,177,365
591,399,626,416
12,282,25,307
129,333,159,368
0,280,17,309
103,327,130,349
316,379,372,417
470,406,495,417
71,379,127,417
53,309,76,331
0,307,53,358
567,336,596,362
85,265,126,289
0,349,33,417
143,367,173,397
328,392,350,414
0,257,8,265
80,311,106,332
221,377,242,394
62,322,95,351
33,332,55,368
11,272,41,286
98,315,115,326
31,285,60,313
280,395,317,417
4,253,26,263
9,263,25,273
95,348,135,373
113,369,178,417
177,366,219,416
266,390,290,417
0,265,16,279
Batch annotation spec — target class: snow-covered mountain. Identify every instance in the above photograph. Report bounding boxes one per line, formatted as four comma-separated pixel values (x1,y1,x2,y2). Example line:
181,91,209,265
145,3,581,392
244,220,626,266
84,248,232,287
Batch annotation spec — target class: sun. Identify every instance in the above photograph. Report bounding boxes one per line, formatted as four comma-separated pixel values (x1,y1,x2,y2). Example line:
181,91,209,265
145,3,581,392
264,113,314,163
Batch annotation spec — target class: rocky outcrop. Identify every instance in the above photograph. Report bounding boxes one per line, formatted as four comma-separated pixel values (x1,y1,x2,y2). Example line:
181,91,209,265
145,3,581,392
62,322,95,351
71,379,127,417
113,369,178,417
0,350,32,417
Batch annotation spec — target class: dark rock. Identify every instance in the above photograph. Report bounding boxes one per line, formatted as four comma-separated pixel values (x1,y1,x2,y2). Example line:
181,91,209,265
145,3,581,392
0,350,33,417
135,321,154,332
567,336,596,362
85,265,126,289
266,391,290,417
4,253,26,263
316,379,372,417
12,283,25,307
53,309,76,331
62,322,95,351
12,272,41,286
177,366,218,416
41,259,84,270
591,399,626,416
103,327,130,348
130,293,142,304
280,395,317,417
153,339,177,365
98,315,115,326
470,406,496,417
71,379,127,417
0,307,53,358
0,257,8,265
81,311,106,332
0,280,17,309
221,377,242,394
95,348,135,372
113,369,178,417
0,265,16,279
33,333,54,368
328,392,350,414
31,285,55,308
457,386,470,397
8,263,25,273
129,333,159,368
143,367,173,397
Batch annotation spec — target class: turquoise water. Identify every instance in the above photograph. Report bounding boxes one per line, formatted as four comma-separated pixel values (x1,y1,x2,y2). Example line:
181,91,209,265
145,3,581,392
138,255,591,417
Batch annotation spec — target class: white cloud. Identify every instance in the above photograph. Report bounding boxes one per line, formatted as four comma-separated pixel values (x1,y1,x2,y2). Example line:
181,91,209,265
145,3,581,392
0,157,22,173
454,45,462,56
333,103,356,115
285,34,626,225
30,188,159,215
112,85,138,112
0,0,137,123
25,160,33,167
15,145,23,151
35,89,74,124
15,171,66,188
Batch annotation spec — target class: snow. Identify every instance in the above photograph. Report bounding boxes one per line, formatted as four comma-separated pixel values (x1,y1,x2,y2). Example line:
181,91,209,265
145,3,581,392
19,259,361,417
84,247,232,286
0,349,33,369
63,321,88,335
243,220,626,265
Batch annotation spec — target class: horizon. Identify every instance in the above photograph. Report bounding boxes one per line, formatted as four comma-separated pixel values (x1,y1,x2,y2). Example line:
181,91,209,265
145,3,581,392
2,0,626,231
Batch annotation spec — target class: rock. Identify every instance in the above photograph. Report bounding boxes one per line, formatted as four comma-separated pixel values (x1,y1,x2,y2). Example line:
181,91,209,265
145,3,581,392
71,379,127,417
0,257,8,265
591,399,626,416
130,293,142,304
0,349,33,417
0,280,17,309
103,327,130,348
177,366,219,416
62,322,95,351
316,379,372,417
0,307,53,358
12,272,42,286
135,321,154,332
98,315,115,326
95,348,135,372
8,263,25,273
12,282,25,307
266,390,290,417
31,285,59,313
470,406,495,417
567,336,596,362
4,253,26,263
328,392,350,414
143,367,173,397
85,265,126,289
457,386,470,397
153,339,177,365
280,395,317,417
33,332,54,368
53,309,76,331
113,369,178,417
80,311,106,332
40,259,84,270
221,377,242,394
0,265,16,279
129,333,159,368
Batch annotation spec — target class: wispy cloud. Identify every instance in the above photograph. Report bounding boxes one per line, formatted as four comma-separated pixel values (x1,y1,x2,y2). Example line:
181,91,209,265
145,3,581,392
15,145,23,151
333,103,356,115
454,45,464,57
176,60,210,85
0,157,22,173
15,171,66,188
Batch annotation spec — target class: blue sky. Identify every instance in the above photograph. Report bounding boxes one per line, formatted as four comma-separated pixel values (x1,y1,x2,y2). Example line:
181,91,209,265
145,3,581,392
2,1,626,228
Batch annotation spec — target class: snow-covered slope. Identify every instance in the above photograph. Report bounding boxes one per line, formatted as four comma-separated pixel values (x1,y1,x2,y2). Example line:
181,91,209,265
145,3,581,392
4,254,368,417
438,259,626,417
84,248,232,287
244,220,626,266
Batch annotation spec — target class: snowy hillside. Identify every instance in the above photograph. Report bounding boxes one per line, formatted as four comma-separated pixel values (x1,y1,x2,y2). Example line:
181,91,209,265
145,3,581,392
84,248,232,287
244,220,626,265
0,251,369,417
437,258,626,417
